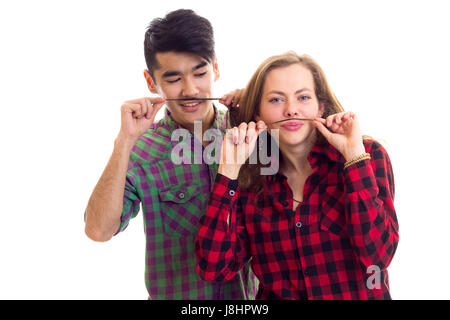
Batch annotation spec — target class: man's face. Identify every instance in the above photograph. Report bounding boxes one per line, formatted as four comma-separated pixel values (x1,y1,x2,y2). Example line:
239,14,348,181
145,51,219,130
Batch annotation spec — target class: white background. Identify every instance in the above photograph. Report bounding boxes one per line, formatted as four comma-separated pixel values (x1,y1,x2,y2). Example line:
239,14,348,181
1,0,449,299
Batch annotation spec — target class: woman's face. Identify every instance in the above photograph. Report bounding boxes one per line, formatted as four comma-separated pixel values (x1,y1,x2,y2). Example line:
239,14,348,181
256,63,324,147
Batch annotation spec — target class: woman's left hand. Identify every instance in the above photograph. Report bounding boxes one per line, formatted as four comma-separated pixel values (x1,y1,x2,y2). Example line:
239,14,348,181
313,112,366,161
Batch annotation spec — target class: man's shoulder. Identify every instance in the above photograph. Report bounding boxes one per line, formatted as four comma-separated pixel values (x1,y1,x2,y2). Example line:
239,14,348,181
129,121,173,164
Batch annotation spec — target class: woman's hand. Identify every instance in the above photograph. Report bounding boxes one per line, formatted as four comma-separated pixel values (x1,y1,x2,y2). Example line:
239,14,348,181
313,112,366,161
218,121,267,179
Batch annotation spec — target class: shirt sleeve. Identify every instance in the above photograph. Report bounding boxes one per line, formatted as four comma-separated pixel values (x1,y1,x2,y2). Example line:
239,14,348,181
195,173,251,282
343,140,399,270
114,163,141,235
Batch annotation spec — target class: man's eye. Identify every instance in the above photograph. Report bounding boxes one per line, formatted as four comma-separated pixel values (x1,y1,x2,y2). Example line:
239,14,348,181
195,72,207,77
167,78,181,83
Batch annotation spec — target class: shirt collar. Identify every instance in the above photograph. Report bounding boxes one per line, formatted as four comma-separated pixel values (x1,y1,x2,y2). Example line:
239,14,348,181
266,138,343,184
308,139,342,164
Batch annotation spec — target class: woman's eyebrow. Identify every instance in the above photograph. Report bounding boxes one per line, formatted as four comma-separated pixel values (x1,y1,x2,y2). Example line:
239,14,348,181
266,88,311,95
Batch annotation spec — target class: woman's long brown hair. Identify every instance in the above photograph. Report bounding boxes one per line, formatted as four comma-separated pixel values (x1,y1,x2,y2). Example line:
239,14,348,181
233,52,347,194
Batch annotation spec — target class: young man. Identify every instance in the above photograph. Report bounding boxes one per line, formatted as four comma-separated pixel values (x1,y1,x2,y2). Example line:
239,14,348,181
84,9,256,299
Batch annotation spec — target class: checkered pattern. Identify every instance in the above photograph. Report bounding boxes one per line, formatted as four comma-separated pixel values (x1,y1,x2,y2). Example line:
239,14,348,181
116,106,258,300
196,139,399,300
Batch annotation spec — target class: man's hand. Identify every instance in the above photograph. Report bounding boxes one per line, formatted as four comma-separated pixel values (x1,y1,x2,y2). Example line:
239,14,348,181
219,88,243,108
116,97,166,145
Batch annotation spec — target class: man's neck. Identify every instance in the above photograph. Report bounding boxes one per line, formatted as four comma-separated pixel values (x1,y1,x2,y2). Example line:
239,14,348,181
172,105,215,147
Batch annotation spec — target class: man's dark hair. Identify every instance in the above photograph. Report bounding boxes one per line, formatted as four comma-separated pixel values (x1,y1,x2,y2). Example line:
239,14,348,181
144,9,215,80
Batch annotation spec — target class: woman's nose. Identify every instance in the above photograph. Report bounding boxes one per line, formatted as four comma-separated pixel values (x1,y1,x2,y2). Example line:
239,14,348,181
285,105,299,117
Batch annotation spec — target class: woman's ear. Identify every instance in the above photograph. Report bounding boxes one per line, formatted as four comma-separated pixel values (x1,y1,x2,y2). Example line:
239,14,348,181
318,103,325,118
143,70,158,94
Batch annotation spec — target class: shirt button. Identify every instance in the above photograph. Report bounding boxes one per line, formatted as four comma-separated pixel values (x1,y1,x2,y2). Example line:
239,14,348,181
296,221,302,228
282,201,289,207
229,190,235,196
178,192,185,199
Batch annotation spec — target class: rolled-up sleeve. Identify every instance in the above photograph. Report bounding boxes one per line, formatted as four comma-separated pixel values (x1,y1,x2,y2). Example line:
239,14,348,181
115,164,141,235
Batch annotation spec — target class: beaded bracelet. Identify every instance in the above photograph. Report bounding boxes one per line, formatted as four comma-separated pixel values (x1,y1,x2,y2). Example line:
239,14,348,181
344,153,371,170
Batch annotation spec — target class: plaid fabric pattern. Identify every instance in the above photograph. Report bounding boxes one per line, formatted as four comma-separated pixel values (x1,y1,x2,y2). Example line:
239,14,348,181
117,106,258,300
196,139,399,300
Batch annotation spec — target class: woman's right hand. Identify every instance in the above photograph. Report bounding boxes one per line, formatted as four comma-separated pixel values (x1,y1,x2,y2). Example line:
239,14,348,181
115,97,166,146
218,121,267,179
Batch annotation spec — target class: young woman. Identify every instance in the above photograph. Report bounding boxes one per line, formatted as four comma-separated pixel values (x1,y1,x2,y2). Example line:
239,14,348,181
195,52,399,300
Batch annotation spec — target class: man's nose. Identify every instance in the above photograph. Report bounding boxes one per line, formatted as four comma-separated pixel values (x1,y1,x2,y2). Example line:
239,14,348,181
181,77,200,97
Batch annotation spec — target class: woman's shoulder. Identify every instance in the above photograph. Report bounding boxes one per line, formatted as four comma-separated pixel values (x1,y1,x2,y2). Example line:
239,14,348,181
363,138,390,160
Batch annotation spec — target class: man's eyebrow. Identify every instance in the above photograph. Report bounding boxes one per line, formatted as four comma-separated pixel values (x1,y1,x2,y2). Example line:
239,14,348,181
162,70,182,79
161,61,208,79
192,61,208,71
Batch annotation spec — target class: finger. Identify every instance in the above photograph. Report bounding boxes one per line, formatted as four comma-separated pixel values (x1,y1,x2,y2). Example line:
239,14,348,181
121,103,139,116
335,113,343,125
256,120,267,134
232,126,239,145
314,119,333,140
139,100,148,119
132,104,143,118
314,117,326,124
256,120,267,130
238,122,247,145
330,114,343,132
246,122,256,144
219,94,231,106
341,112,352,122
152,100,165,116
326,114,336,127
144,98,154,119
219,96,228,105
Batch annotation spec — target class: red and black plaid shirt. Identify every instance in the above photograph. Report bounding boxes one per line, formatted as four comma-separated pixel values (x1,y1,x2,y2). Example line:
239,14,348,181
195,139,399,300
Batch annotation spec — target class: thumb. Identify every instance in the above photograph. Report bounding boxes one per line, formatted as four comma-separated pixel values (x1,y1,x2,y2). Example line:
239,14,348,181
147,102,165,120
313,119,333,140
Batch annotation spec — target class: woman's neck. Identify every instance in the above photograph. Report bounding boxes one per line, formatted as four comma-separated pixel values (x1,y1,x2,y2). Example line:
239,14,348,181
279,131,317,175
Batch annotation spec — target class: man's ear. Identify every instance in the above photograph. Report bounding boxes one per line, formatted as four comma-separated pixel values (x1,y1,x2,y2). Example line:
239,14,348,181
213,57,220,82
143,70,158,94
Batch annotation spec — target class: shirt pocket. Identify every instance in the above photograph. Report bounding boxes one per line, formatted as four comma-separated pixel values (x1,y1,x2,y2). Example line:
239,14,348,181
158,183,205,238
319,185,347,238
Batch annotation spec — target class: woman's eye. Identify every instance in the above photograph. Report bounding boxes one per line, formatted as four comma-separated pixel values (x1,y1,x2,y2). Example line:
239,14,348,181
269,97,283,103
299,95,311,101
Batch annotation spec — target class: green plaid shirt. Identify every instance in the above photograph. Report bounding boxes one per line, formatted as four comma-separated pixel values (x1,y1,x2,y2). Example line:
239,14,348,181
116,106,258,299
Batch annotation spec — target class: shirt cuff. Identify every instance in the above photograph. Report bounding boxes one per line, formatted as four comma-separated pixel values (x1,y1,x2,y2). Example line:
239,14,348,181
211,173,239,205
343,158,377,193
